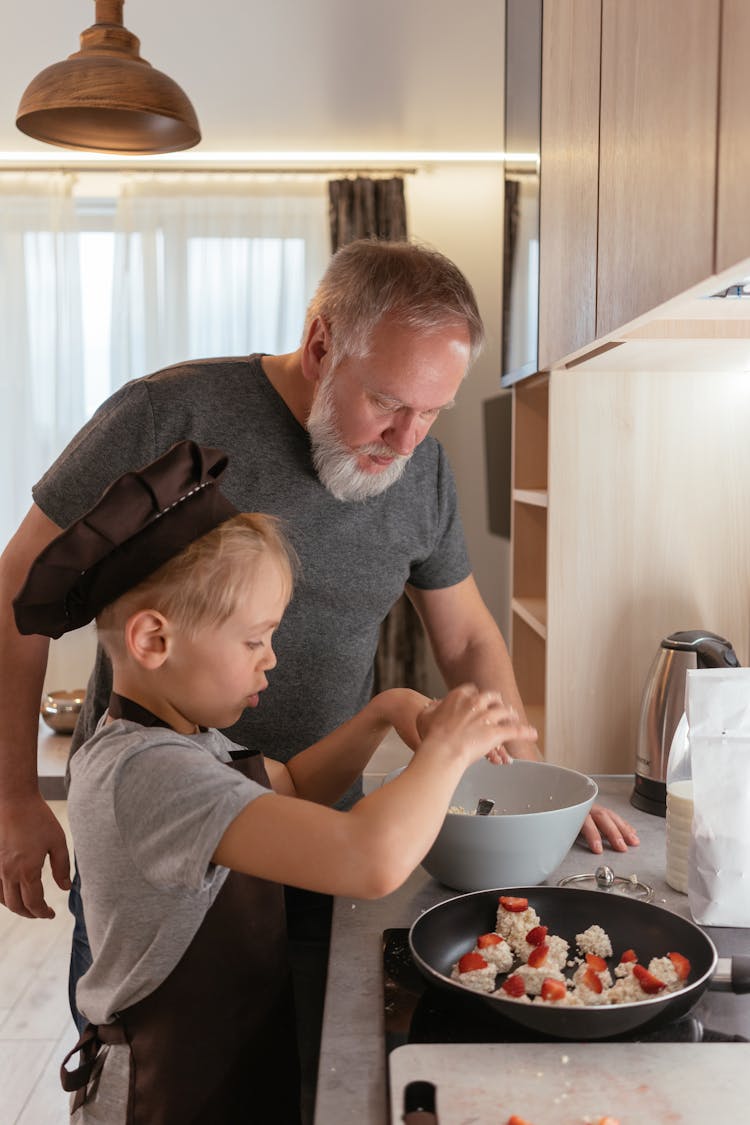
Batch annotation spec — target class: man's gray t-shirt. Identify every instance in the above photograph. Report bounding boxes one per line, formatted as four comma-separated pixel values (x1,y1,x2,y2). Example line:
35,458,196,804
68,719,271,1025
33,355,471,807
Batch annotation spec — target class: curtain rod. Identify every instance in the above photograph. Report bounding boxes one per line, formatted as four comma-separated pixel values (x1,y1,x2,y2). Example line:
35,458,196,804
0,163,418,176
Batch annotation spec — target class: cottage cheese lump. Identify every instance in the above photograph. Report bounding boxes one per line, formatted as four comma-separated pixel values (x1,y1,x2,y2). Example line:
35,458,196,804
448,895,691,1008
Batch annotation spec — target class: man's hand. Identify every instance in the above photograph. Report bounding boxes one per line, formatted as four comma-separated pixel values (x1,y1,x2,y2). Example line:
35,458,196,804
580,804,640,854
484,742,514,765
416,686,537,764
0,793,70,918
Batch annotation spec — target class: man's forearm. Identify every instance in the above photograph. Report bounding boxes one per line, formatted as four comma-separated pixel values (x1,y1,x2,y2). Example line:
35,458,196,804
437,635,542,761
0,556,51,796
0,505,65,797
0,624,49,796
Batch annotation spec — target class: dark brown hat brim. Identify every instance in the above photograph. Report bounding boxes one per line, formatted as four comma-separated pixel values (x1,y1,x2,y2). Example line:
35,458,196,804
13,441,238,638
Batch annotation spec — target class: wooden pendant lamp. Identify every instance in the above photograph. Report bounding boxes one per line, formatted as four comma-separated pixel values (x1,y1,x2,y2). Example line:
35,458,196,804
16,0,201,154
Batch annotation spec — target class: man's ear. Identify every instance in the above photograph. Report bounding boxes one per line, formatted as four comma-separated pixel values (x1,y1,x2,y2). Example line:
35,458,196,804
300,315,331,385
125,609,170,669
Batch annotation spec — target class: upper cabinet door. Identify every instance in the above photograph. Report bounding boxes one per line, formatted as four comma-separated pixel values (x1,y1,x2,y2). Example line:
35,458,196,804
538,0,601,370
596,0,721,338
514,0,740,374
715,0,750,273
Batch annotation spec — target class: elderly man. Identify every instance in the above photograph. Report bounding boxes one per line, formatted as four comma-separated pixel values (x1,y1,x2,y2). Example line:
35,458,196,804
0,238,637,1120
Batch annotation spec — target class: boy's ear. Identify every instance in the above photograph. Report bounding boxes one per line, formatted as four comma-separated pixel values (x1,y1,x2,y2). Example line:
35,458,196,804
300,315,331,385
125,609,170,669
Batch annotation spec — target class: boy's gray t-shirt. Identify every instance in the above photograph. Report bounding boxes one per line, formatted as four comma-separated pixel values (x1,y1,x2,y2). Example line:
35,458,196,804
33,355,471,807
68,719,271,1025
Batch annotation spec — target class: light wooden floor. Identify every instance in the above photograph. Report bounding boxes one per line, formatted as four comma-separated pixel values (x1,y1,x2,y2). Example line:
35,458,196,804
0,801,77,1125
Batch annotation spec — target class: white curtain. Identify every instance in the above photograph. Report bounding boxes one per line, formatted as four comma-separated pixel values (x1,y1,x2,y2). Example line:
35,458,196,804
0,173,84,548
110,174,330,387
0,172,329,550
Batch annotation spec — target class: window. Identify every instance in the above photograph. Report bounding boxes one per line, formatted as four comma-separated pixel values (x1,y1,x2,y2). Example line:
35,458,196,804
1,174,329,547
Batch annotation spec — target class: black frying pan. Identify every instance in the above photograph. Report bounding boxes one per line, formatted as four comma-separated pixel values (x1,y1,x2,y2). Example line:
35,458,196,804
409,885,750,1039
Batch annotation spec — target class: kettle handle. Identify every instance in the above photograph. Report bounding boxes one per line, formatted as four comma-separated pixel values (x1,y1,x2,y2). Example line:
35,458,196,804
696,638,740,669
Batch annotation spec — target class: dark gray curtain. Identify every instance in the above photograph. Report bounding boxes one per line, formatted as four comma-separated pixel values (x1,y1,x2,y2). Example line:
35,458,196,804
501,178,520,379
327,176,427,695
328,176,407,252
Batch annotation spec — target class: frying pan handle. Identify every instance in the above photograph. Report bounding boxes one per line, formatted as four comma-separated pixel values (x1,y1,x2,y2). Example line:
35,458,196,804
713,956,750,993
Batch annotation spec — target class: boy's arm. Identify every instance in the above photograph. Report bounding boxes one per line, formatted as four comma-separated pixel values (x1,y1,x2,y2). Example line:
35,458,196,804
214,685,537,898
267,688,429,806
410,577,640,854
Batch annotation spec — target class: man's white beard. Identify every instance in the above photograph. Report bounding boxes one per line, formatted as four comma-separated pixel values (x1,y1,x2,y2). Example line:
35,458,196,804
307,373,410,502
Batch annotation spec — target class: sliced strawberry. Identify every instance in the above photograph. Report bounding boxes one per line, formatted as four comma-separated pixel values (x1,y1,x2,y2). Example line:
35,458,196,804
619,948,638,963
501,973,526,997
499,895,529,912
667,951,691,980
458,951,488,973
525,925,548,946
585,953,608,973
507,1117,535,1125
477,932,503,949
540,977,567,1002
581,966,603,994
633,963,667,994
527,943,550,967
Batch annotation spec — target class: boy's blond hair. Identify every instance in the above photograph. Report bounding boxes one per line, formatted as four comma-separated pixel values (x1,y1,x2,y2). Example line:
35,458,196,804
96,513,296,654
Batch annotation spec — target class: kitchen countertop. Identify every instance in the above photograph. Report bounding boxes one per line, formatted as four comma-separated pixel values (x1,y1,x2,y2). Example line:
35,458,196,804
313,775,750,1124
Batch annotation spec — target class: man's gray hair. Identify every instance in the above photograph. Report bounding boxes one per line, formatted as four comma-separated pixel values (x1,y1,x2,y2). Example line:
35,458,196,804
304,238,485,368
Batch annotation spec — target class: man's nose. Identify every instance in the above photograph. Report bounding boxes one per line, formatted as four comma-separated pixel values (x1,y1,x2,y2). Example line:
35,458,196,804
384,412,424,456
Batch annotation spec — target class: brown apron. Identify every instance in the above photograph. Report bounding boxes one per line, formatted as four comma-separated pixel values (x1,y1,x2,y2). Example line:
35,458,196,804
61,696,301,1124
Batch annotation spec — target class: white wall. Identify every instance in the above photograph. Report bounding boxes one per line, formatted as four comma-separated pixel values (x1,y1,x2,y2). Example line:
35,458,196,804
44,623,97,696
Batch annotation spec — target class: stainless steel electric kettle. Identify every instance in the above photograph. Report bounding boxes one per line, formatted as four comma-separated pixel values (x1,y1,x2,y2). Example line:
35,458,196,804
631,629,740,816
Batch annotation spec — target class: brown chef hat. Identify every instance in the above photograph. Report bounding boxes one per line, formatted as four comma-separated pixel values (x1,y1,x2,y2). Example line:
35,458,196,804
13,440,238,639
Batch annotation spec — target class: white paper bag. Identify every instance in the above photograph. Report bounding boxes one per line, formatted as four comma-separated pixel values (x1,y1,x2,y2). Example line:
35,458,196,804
687,667,750,927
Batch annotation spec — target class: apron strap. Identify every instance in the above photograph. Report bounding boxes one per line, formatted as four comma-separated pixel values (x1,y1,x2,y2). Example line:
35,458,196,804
61,1020,128,1111
108,691,209,733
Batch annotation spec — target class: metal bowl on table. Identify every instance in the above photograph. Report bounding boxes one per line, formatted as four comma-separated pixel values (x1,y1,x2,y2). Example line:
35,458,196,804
40,689,86,734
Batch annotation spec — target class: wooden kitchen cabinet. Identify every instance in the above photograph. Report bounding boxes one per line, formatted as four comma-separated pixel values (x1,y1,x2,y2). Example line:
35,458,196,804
510,334,750,776
510,373,548,751
538,0,600,370
507,3,750,773
534,0,727,367
596,0,720,338
715,0,750,272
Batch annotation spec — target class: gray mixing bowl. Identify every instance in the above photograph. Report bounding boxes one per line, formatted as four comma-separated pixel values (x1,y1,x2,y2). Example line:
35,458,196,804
385,758,597,892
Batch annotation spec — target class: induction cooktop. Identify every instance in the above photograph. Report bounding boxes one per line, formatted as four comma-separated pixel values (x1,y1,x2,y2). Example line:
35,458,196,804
382,927,749,1056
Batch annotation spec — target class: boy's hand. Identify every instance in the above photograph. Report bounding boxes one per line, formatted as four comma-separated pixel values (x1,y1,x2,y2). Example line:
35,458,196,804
374,688,434,751
416,697,440,741
418,684,537,765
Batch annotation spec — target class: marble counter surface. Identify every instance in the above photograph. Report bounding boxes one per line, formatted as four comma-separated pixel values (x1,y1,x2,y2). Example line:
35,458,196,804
313,776,750,1124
